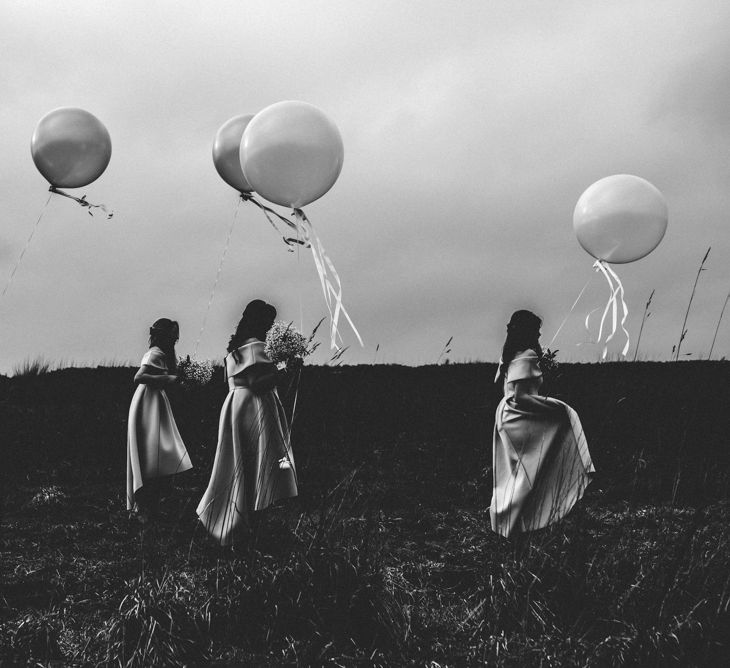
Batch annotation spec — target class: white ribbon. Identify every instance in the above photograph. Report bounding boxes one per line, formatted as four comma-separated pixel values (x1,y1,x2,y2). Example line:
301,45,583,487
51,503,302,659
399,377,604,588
293,209,363,350
592,260,630,359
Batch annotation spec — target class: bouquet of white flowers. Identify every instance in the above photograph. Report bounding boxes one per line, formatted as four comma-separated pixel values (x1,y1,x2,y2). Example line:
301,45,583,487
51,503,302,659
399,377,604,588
538,348,561,396
538,348,559,376
177,355,215,387
265,320,318,371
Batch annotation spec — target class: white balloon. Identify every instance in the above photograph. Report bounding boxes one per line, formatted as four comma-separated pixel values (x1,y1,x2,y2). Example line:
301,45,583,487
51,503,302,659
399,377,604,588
241,101,343,208
31,107,112,188
573,174,668,264
212,114,255,192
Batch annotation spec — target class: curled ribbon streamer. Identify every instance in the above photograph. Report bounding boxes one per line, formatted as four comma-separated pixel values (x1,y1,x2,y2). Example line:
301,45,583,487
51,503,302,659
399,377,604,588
239,193,303,249
593,261,615,351
584,307,601,337
592,260,630,359
604,262,630,357
49,186,113,219
293,208,363,350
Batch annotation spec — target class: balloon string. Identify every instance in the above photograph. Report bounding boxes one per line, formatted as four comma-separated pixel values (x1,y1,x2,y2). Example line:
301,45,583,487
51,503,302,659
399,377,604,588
49,186,113,219
293,208,363,350
547,273,593,349
1,193,53,300
194,198,241,357
593,260,630,359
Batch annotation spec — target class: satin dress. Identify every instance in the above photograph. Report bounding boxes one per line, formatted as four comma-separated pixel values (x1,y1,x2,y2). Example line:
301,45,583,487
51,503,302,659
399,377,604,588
490,349,594,537
126,346,192,510
197,341,298,545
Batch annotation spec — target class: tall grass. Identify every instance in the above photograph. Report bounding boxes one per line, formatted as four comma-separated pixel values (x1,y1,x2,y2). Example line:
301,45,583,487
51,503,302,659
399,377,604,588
633,288,654,362
2,363,729,665
98,470,411,666
674,246,711,361
708,291,730,360
12,356,53,376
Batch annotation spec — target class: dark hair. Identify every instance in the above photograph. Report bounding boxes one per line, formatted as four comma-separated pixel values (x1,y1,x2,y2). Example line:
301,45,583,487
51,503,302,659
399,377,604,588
149,318,179,373
227,300,277,360
497,310,542,384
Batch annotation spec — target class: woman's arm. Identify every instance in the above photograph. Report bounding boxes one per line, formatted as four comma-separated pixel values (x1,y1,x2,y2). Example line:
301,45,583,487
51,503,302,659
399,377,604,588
239,362,279,394
134,365,179,388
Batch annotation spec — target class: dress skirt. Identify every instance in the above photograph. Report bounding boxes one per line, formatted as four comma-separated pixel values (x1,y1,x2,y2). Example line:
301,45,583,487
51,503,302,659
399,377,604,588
491,393,594,537
197,386,298,545
126,385,192,510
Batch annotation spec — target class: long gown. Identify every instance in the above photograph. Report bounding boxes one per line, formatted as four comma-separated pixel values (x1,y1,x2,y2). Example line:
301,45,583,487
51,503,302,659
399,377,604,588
196,341,298,545
126,346,193,511
490,349,594,537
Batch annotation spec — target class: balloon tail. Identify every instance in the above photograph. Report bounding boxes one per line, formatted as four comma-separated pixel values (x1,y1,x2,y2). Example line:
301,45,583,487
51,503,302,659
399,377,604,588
49,186,113,219
1,193,53,300
584,307,601,340
593,260,630,359
293,208,363,350
604,262,631,356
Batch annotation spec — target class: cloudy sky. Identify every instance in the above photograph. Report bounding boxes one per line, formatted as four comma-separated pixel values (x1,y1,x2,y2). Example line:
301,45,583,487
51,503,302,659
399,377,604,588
1,0,730,372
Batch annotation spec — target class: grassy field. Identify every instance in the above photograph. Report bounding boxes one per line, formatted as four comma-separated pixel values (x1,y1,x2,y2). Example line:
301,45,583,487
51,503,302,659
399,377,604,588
1,362,729,666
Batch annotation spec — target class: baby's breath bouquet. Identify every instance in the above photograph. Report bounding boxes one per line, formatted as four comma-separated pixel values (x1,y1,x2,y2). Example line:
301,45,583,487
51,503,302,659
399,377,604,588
177,355,214,387
538,348,561,395
538,348,559,376
265,320,318,371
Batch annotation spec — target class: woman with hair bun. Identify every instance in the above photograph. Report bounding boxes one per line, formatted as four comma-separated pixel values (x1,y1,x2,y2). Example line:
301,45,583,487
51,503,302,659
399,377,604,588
491,310,594,538
127,318,192,519
197,300,297,545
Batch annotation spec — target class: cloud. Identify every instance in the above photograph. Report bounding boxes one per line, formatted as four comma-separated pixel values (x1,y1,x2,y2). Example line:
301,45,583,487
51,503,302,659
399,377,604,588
2,1,730,370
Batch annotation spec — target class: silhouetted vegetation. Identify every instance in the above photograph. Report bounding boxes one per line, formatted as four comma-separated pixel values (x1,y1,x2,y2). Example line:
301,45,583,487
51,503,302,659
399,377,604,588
1,362,728,665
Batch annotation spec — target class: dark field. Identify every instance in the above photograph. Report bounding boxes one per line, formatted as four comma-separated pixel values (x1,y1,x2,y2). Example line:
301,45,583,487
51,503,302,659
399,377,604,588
1,362,729,666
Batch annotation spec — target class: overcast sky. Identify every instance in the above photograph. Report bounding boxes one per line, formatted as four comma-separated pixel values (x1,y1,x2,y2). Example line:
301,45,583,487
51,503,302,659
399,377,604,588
1,0,730,372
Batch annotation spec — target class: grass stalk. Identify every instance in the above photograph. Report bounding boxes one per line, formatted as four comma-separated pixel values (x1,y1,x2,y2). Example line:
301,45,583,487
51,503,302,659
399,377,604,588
633,289,655,362
674,246,710,361
436,336,453,364
708,291,730,360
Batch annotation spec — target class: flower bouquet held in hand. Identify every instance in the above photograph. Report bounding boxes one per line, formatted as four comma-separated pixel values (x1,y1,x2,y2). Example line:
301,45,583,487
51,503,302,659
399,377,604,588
538,348,561,397
177,355,215,388
265,320,320,371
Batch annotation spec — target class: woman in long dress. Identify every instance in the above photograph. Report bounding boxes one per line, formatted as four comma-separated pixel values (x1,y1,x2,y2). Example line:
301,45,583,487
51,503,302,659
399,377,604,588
491,310,594,538
127,318,192,517
197,300,297,545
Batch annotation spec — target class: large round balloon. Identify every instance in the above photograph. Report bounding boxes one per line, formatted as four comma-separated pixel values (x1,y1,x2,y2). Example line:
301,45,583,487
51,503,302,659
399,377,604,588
212,114,255,192
240,101,344,208
31,108,112,188
573,174,668,264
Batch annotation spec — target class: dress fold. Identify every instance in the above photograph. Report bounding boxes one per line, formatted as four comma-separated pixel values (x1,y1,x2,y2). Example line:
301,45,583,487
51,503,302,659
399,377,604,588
491,349,594,537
